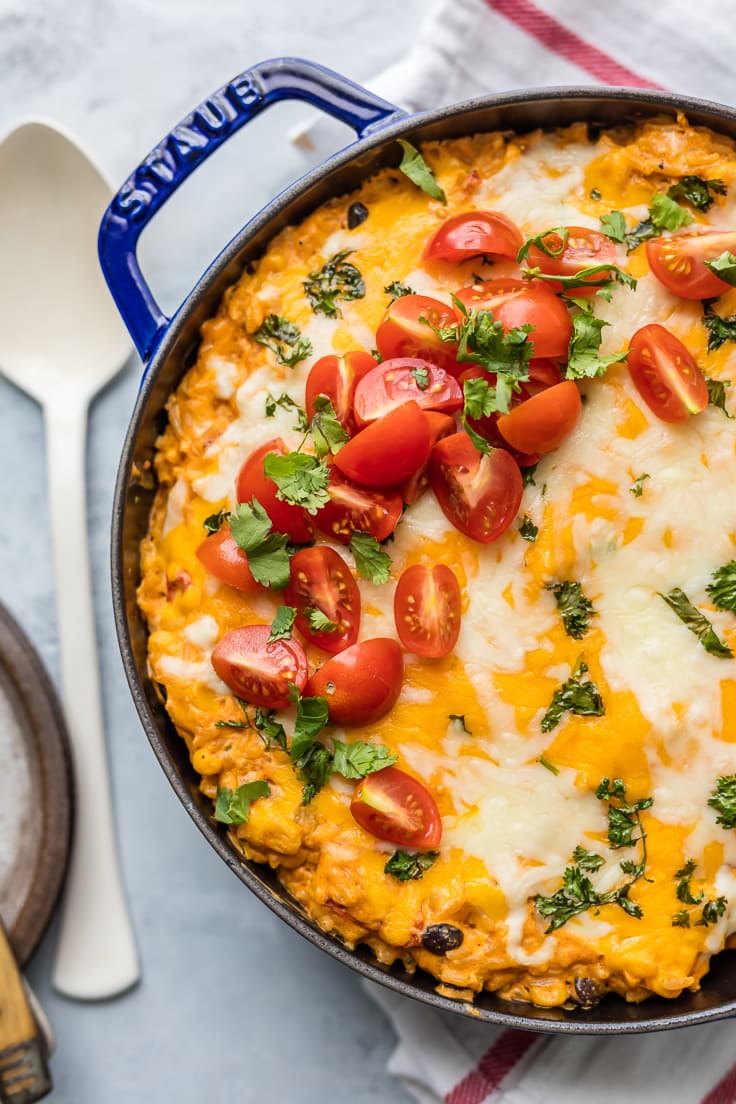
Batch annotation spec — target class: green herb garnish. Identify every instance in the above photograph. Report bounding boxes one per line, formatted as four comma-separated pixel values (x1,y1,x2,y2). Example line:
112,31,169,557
706,561,736,613
703,303,736,351
265,392,309,431
706,377,732,417
332,740,397,779
396,140,447,204
349,531,392,585
675,860,704,906
545,581,596,639
539,754,560,775
254,708,287,751
384,850,440,881
523,262,636,294
704,251,736,287
709,775,736,829
268,606,296,642
310,395,349,458
630,473,650,497
541,657,604,733
203,508,229,535
385,280,416,300
516,227,569,264
262,452,330,514
667,175,727,212
228,499,291,589
253,314,313,367
304,607,339,634
411,366,430,390
304,250,366,318
659,588,733,658
566,304,628,380
214,780,270,825
519,515,538,542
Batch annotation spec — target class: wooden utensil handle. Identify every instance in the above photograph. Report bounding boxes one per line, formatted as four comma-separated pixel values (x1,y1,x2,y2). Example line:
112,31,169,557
0,923,51,1102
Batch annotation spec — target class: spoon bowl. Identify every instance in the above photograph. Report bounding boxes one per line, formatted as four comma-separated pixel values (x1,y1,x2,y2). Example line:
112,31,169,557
0,118,139,1000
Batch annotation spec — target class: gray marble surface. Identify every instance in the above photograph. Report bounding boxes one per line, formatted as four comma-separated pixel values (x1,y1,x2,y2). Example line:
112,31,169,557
0,1,433,1099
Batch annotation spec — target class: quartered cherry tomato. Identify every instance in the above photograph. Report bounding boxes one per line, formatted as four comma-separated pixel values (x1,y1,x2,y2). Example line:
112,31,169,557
333,401,432,489
353,359,462,426
400,411,456,506
454,278,572,359
236,438,314,544
195,528,261,591
284,546,361,654
375,294,459,372
305,638,404,726
496,380,582,454
315,468,403,544
305,350,376,432
211,625,307,709
422,210,523,264
646,229,736,300
350,766,442,849
527,358,562,394
394,564,462,658
430,432,523,543
627,324,708,423
523,226,617,292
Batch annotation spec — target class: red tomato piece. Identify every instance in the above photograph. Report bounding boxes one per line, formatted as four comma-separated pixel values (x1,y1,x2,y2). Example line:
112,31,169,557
394,564,462,659
284,546,361,654
305,350,376,432
195,528,261,592
211,625,307,709
496,380,582,454
430,432,523,543
236,438,314,544
315,469,403,544
646,229,736,300
523,226,617,293
333,401,433,489
375,294,459,372
627,324,708,423
353,358,462,426
400,411,456,506
457,367,539,467
527,358,563,395
350,766,442,849
454,278,572,359
305,638,404,726
422,210,523,264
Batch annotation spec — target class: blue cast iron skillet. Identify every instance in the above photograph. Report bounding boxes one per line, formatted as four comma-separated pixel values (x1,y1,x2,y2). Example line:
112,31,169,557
100,57,736,1033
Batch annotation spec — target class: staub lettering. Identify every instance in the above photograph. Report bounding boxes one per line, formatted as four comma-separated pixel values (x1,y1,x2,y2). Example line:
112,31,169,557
112,73,263,221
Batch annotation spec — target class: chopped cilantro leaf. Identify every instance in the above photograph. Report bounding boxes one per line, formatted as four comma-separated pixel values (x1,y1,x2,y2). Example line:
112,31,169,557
519,515,538,542
203,508,229,535
440,305,533,416
385,280,416,300
709,775,736,829
522,463,539,487
698,897,728,926
675,859,704,906
704,251,736,287
462,376,496,419
539,754,560,775
545,580,597,639
411,365,430,390
384,849,440,881
706,561,736,613
659,588,732,657
396,140,447,204
214,780,270,824
228,499,291,589
566,304,628,380
262,452,330,514
253,314,312,367
332,740,397,780
590,187,601,201
349,531,392,585
649,192,693,232
290,692,331,803
516,227,569,264
706,377,732,417
304,250,365,318
667,175,726,212
254,708,287,751
268,606,296,642
215,718,246,729
573,846,605,872
304,607,339,634
541,659,604,733
310,394,349,458
599,210,626,243
265,392,309,431
523,262,636,294
703,305,736,351
672,910,691,927
630,473,650,497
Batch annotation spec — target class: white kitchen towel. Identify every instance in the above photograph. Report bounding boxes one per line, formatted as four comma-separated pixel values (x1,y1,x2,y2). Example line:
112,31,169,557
291,0,736,1100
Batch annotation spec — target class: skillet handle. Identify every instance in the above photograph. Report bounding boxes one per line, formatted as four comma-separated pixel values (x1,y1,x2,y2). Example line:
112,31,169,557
98,57,403,362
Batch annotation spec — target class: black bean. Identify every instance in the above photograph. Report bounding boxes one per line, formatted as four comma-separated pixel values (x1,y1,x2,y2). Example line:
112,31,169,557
574,977,602,1007
347,201,369,229
421,924,464,955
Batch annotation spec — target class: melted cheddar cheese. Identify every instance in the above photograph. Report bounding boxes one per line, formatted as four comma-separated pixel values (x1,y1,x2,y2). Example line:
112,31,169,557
140,116,736,1009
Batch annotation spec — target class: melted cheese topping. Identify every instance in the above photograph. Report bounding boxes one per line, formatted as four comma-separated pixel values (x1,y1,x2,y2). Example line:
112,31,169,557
139,117,736,1009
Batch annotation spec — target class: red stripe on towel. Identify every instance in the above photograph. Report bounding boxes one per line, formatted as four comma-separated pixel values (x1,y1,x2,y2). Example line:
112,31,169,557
445,1029,538,1104
700,1059,736,1104
484,0,663,88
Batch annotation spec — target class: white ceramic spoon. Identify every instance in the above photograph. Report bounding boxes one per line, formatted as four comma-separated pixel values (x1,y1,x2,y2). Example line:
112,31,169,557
0,120,139,999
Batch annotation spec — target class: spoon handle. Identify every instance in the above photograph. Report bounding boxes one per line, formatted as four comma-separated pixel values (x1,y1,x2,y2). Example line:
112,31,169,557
45,402,139,1000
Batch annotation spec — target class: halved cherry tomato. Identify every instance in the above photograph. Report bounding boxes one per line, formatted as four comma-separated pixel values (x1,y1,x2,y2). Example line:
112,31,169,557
333,401,432,489
236,438,314,544
305,639,404,726
284,546,361,654
350,766,442,849
422,210,522,264
430,432,523,543
400,411,456,505
305,350,376,432
195,528,261,592
646,229,736,300
496,380,582,454
353,359,462,426
627,324,708,423
375,294,459,372
454,279,572,359
315,469,403,544
211,625,307,709
527,358,562,394
394,564,462,658
523,226,617,293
